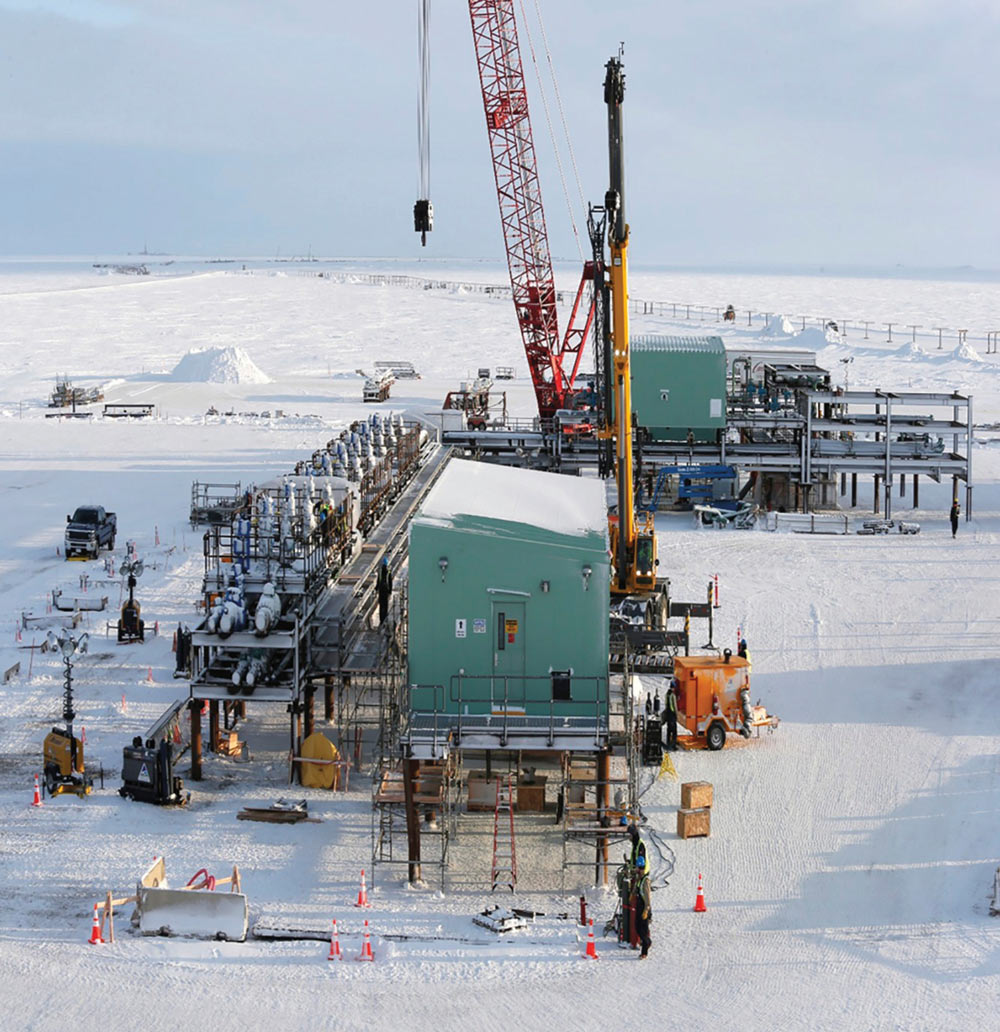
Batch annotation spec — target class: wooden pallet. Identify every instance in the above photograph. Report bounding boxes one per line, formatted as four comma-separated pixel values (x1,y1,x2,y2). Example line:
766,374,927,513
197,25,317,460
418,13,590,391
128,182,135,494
237,806,321,824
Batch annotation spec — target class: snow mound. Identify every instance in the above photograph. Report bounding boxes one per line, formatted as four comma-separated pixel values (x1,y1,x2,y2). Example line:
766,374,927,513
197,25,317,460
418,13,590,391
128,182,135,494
896,340,928,359
761,314,796,337
169,347,270,384
952,341,983,363
791,326,840,350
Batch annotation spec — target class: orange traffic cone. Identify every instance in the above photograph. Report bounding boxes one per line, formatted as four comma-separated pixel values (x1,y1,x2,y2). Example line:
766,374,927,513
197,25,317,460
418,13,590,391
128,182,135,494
327,919,342,961
147,667,154,683
31,774,43,808
583,917,599,959
87,904,104,945
354,868,370,908
355,919,374,962
693,872,707,913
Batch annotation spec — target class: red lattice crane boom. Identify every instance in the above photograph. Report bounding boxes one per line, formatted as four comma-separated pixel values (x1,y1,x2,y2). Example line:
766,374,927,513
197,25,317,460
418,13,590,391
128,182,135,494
468,1,594,419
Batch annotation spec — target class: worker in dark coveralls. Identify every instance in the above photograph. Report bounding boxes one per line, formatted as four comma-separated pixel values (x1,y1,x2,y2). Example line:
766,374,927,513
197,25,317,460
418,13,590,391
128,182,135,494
376,557,393,624
664,682,678,751
950,499,960,538
634,854,652,959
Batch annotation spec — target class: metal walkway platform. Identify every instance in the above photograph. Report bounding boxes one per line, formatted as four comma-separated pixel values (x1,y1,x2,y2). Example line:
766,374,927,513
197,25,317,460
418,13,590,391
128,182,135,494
404,712,609,760
310,444,451,674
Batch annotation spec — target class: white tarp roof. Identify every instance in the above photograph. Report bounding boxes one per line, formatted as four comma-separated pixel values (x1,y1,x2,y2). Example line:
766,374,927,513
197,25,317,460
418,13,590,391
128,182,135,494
415,459,607,540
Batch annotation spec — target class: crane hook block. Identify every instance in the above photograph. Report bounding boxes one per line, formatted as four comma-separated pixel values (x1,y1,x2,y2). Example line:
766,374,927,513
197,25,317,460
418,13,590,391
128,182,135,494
414,199,433,247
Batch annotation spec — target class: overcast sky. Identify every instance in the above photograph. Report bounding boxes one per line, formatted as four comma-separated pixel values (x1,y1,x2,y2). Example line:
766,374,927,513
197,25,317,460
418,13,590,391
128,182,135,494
0,0,997,269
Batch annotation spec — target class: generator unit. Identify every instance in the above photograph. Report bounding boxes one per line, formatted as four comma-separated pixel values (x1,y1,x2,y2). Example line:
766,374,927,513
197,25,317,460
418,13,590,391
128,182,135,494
120,737,189,806
43,726,94,797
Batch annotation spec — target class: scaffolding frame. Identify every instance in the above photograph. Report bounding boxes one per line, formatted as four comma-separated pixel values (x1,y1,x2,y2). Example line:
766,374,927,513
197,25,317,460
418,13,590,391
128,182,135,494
560,657,638,889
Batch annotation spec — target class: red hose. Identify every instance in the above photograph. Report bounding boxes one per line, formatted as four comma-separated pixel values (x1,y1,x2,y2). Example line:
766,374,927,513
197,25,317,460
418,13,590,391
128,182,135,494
186,868,216,890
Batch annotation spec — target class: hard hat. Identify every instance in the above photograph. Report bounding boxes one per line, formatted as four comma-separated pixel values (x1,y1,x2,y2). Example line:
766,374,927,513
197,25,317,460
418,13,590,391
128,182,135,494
635,855,646,869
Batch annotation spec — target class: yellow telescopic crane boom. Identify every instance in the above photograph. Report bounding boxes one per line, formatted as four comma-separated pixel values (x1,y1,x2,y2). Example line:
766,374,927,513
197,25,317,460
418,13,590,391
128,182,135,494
603,52,657,597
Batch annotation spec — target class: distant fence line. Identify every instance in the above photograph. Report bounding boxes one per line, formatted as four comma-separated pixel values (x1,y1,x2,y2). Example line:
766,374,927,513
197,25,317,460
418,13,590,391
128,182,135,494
235,268,1000,355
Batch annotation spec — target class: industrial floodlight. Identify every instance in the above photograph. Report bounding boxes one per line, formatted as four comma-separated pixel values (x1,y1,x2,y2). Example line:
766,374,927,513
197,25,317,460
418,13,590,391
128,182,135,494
121,556,144,578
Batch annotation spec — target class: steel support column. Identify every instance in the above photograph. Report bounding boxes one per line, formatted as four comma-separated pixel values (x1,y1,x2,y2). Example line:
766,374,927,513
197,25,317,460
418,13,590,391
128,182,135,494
209,700,219,753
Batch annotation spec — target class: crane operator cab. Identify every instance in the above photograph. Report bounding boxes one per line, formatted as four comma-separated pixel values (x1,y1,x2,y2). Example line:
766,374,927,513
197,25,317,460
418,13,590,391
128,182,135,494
634,532,657,590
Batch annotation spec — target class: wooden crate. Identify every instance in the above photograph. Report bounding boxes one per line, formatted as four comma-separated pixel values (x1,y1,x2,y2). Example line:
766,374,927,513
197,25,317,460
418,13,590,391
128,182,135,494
466,771,497,811
516,776,547,812
677,807,711,839
681,780,713,810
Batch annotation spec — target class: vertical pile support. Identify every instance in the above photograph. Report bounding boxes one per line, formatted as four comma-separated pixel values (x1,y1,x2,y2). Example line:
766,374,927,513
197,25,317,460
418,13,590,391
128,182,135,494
403,756,422,884
190,698,203,781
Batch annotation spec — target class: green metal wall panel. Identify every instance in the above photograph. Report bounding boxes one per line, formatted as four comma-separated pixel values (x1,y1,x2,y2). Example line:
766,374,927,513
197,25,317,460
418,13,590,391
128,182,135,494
408,516,609,718
630,335,727,442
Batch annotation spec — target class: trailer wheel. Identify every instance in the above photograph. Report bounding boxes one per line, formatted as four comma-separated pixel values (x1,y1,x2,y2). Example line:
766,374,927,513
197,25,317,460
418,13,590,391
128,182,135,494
706,722,726,751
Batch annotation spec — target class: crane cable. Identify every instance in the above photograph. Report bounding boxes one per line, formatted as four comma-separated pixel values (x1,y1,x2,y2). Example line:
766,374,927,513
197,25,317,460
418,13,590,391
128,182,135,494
531,0,588,229
517,0,584,264
417,0,431,200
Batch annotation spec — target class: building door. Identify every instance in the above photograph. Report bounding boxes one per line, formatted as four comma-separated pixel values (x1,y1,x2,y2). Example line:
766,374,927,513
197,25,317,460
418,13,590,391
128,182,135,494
492,601,525,709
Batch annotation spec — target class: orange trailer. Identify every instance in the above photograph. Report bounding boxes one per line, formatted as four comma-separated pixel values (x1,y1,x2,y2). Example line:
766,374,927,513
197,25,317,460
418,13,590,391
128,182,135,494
673,654,778,750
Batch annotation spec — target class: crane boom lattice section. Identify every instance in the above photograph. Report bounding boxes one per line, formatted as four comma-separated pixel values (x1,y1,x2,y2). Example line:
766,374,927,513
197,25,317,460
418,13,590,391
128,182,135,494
468,0,589,417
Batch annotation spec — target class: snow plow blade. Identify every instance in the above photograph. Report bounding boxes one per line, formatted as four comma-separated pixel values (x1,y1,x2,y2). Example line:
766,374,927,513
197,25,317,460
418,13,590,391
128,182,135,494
137,886,248,941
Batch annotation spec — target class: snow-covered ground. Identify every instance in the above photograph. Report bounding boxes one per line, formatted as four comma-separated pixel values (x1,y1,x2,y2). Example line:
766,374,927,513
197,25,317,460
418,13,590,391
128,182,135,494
1,261,999,1031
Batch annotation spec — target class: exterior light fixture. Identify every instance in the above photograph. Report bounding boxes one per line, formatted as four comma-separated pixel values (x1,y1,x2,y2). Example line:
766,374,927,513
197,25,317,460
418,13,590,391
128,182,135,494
581,564,592,591
438,556,449,582
540,580,550,593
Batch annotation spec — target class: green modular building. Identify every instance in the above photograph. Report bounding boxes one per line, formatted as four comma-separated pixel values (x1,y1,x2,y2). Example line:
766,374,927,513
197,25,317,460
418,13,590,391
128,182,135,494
406,459,610,752
630,335,727,442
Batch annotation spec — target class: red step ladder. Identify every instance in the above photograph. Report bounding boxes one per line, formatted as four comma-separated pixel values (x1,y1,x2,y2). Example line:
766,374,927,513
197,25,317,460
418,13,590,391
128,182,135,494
491,775,517,893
